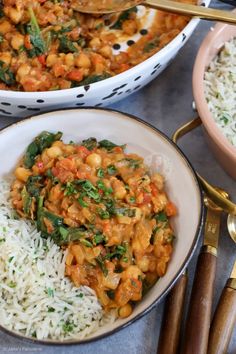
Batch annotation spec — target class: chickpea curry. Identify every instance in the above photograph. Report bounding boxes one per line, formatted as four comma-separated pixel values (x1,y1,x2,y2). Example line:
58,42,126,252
0,0,195,91
11,131,177,318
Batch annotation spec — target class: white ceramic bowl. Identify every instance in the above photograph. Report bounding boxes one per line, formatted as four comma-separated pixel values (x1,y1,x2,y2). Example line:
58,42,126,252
0,108,203,344
0,1,210,118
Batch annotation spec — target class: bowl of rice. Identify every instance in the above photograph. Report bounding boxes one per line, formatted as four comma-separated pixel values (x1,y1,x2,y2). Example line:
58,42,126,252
0,108,203,344
193,16,236,180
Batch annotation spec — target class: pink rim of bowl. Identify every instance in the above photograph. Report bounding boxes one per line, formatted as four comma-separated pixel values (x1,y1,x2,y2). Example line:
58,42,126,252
192,15,236,180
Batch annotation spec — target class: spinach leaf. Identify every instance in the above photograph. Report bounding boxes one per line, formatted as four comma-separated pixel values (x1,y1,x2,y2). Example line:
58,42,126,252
0,60,16,86
58,226,90,244
114,207,136,217
81,137,97,151
26,7,46,57
154,211,168,222
106,290,115,300
59,34,78,53
97,208,110,220
122,158,141,169
26,175,44,198
72,73,111,87
96,255,108,276
110,7,138,29
98,139,125,151
97,168,105,178
93,233,106,245
21,186,32,216
107,165,117,175
0,1,4,18
105,244,127,260
24,131,62,168
143,37,160,53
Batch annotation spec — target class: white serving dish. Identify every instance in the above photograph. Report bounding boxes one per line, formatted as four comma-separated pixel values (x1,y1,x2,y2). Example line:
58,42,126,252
0,1,210,118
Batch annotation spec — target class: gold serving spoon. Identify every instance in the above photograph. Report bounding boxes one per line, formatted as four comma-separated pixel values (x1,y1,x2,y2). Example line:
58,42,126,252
73,0,236,25
213,187,236,244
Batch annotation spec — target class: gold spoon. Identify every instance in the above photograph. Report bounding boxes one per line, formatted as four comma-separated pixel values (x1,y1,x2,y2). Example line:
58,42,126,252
227,214,236,243
209,187,236,244
73,0,236,25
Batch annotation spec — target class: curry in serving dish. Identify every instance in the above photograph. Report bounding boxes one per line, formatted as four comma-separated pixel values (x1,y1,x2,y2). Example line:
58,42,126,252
0,0,195,91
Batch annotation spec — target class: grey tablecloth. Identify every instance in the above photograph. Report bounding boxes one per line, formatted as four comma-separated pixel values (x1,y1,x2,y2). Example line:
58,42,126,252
0,1,235,353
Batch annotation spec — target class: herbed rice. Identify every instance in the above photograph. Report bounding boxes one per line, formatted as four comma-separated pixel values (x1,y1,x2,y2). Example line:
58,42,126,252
0,178,115,341
204,37,236,147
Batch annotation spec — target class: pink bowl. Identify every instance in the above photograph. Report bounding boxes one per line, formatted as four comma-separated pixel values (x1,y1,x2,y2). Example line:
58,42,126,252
193,18,236,180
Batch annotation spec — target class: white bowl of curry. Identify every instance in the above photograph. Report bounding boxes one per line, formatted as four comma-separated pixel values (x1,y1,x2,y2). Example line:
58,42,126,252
0,0,210,117
0,108,203,343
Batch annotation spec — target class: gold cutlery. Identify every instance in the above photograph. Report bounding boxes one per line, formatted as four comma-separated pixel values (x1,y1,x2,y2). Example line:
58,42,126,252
182,197,222,354
73,0,236,25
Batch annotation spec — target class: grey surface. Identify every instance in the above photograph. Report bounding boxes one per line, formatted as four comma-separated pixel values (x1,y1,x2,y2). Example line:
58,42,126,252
0,3,235,353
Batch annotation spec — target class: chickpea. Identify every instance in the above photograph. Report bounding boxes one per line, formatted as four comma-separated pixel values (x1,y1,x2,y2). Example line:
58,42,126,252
89,37,101,50
0,20,12,34
118,303,133,318
152,173,164,191
11,33,24,50
46,146,63,159
7,8,23,24
75,53,91,69
14,167,31,182
137,257,150,272
17,63,31,79
86,153,102,168
64,53,74,67
132,207,142,221
112,179,127,200
121,265,143,281
99,45,112,59
46,54,58,67
117,215,131,225
0,52,11,66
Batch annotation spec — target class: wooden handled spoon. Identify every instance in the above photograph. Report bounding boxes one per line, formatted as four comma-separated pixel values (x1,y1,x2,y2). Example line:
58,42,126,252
208,260,236,354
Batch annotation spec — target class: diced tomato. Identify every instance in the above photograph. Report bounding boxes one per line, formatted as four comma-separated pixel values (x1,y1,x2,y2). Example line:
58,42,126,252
142,193,152,204
113,147,123,153
52,166,59,177
165,201,177,216
137,192,151,205
118,63,130,73
76,146,91,159
150,183,159,197
24,35,32,50
37,54,46,66
67,69,83,82
58,158,75,172
103,221,111,234
76,171,89,179
53,63,67,78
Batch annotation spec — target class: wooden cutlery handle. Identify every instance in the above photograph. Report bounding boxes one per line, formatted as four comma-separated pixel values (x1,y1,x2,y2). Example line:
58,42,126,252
182,248,217,354
208,280,236,354
157,272,188,354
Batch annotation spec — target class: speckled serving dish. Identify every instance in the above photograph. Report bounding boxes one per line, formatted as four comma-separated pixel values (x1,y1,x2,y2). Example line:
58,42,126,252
0,108,203,344
193,16,236,180
0,1,210,118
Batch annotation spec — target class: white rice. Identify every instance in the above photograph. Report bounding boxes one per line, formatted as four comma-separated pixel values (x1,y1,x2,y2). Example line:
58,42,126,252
204,37,236,147
0,178,115,341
